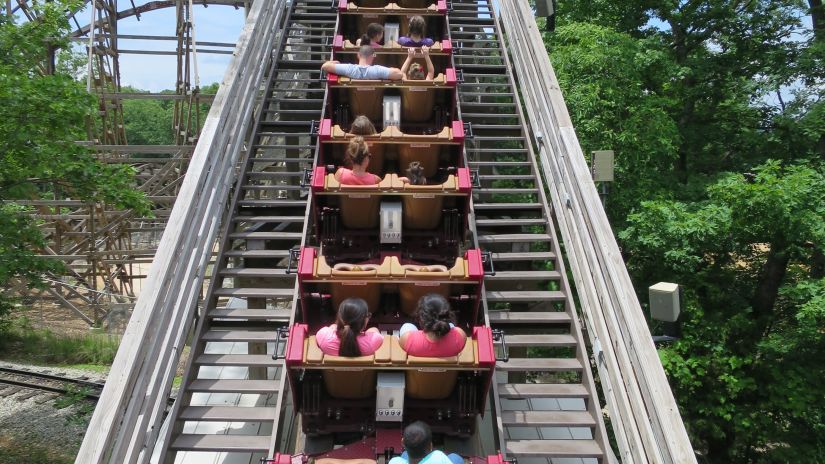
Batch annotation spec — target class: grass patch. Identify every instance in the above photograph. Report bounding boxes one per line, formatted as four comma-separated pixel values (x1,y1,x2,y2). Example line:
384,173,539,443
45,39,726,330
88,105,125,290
0,318,120,366
0,435,74,464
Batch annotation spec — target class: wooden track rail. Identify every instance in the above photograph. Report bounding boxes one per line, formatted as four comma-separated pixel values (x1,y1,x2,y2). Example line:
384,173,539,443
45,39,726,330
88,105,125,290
75,2,286,462
498,2,696,463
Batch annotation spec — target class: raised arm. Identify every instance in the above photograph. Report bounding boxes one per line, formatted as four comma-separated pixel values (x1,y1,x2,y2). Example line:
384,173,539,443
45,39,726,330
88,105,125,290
422,46,434,81
400,47,415,80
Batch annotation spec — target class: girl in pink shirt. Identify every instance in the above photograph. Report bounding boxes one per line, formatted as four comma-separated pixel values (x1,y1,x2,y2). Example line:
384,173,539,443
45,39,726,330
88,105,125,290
399,293,467,357
335,136,382,185
316,297,383,356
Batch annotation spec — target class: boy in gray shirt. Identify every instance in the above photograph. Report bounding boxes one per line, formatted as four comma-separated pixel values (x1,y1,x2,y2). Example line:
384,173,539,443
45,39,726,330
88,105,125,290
321,45,404,80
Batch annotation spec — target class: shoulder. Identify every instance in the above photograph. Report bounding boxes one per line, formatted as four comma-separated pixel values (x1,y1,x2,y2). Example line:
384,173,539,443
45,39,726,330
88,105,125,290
316,325,336,340
422,450,452,464
388,457,407,464
425,38,435,46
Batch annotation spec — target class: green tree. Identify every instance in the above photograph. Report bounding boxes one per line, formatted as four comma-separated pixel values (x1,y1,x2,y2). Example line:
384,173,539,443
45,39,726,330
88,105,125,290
620,161,825,461
0,2,149,325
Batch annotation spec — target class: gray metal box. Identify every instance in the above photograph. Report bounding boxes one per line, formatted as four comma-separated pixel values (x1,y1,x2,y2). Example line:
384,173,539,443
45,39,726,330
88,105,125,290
535,0,555,17
380,201,402,244
384,95,401,127
592,150,615,182
649,282,680,322
376,372,405,422
384,22,400,44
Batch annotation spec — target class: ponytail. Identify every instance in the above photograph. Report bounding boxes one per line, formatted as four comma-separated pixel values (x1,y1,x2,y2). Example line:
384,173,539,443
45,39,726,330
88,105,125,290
336,297,370,357
347,136,370,166
363,22,384,46
416,293,454,338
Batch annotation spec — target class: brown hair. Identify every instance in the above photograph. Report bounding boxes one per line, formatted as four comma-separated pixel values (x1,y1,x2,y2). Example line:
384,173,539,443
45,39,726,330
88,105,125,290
347,136,370,166
407,62,425,80
408,16,426,38
350,115,377,135
361,22,384,46
416,293,454,338
336,298,370,357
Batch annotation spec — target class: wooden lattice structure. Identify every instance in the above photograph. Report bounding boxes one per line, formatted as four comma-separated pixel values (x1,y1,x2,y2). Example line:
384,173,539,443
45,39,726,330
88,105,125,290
5,0,247,327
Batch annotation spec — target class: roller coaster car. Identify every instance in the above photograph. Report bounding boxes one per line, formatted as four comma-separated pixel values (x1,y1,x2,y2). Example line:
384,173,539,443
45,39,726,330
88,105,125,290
335,13,449,54
266,451,505,464
296,248,483,328
328,74,456,126
338,0,445,14
319,120,465,178
284,323,495,437
309,168,471,260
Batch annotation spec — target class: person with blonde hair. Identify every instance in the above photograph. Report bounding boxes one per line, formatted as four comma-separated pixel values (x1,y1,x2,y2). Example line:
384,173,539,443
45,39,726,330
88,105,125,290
401,45,434,81
335,136,382,185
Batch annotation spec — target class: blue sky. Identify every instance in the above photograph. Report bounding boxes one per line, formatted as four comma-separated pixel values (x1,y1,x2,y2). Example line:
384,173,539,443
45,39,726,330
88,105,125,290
96,4,247,91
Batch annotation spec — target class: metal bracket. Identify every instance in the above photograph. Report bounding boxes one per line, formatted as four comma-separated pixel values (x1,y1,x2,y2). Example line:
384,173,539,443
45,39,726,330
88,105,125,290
284,246,301,275
470,169,481,188
310,119,320,135
492,329,509,362
455,68,465,83
300,168,313,188
481,250,496,276
272,326,290,360
463,121,474,139
447,0,454,11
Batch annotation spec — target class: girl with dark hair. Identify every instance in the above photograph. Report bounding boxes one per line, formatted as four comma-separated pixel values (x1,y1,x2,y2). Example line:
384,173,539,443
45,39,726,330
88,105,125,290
398,293,467,357
398,16,434,47
356,22,384,47
316,297,383,356
335,136,382,184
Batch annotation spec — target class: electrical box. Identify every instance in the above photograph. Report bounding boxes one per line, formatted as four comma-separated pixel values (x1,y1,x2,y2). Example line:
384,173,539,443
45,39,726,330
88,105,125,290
383,95,401,127
649,282,680,322
384,22,400,44
376,372,405,422
592,150,615,182
535,0,555,17
380,201,402,244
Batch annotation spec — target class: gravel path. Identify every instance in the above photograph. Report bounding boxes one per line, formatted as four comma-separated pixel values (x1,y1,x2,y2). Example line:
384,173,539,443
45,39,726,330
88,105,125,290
0,361,110,461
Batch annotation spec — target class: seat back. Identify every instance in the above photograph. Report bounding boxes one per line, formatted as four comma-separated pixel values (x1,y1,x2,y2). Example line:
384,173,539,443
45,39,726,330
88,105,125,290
353,0,388,6
397,0,433,11
340,194,380,228
331,281,382,313
406,370,457,399
398,143,440,177
399,281,449,315
401,88,436,123
323,370,377,399
350,87,385,121
402,194,444,229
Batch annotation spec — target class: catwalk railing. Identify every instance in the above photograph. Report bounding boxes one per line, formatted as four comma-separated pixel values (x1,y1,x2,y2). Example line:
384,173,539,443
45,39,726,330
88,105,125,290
74,1,287,462
498,2,696,463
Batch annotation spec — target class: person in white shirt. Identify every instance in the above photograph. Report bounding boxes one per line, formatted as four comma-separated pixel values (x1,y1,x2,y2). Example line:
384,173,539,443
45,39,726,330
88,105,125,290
387,421,463,464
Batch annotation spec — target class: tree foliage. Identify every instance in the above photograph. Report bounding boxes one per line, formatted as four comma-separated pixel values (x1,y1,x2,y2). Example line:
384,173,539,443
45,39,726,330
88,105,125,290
544,0,825,460
0,2,148,324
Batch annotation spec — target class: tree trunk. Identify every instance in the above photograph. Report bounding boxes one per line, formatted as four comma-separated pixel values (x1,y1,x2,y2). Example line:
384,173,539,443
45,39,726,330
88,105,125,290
810,0,824,41
751,244,790,335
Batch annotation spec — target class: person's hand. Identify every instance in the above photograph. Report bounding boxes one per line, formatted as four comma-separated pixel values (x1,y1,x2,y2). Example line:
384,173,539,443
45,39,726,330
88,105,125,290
407,47,416,57
421,45,430,56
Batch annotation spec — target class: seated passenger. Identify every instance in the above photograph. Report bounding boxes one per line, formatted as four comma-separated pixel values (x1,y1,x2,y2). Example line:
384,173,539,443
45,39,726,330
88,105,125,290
388,421,464,464
398,293,467,357
335,136,382,185
356,22,384,47
321,45,403,80
316,297,383,356
401,46,434,81
398,16,435,48
350,114,377,135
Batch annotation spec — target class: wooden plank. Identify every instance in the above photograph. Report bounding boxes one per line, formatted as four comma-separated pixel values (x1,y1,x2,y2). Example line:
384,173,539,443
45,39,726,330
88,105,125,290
169,434,271,452
485,290,566,302
195,354,276,367
503,334,577,347
496,358,582,372
497,383,590,399
501,410,596,428
178,406,277,421
505,440,603,458
201,330,278,342
188,379,280,394
488,311,571,324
